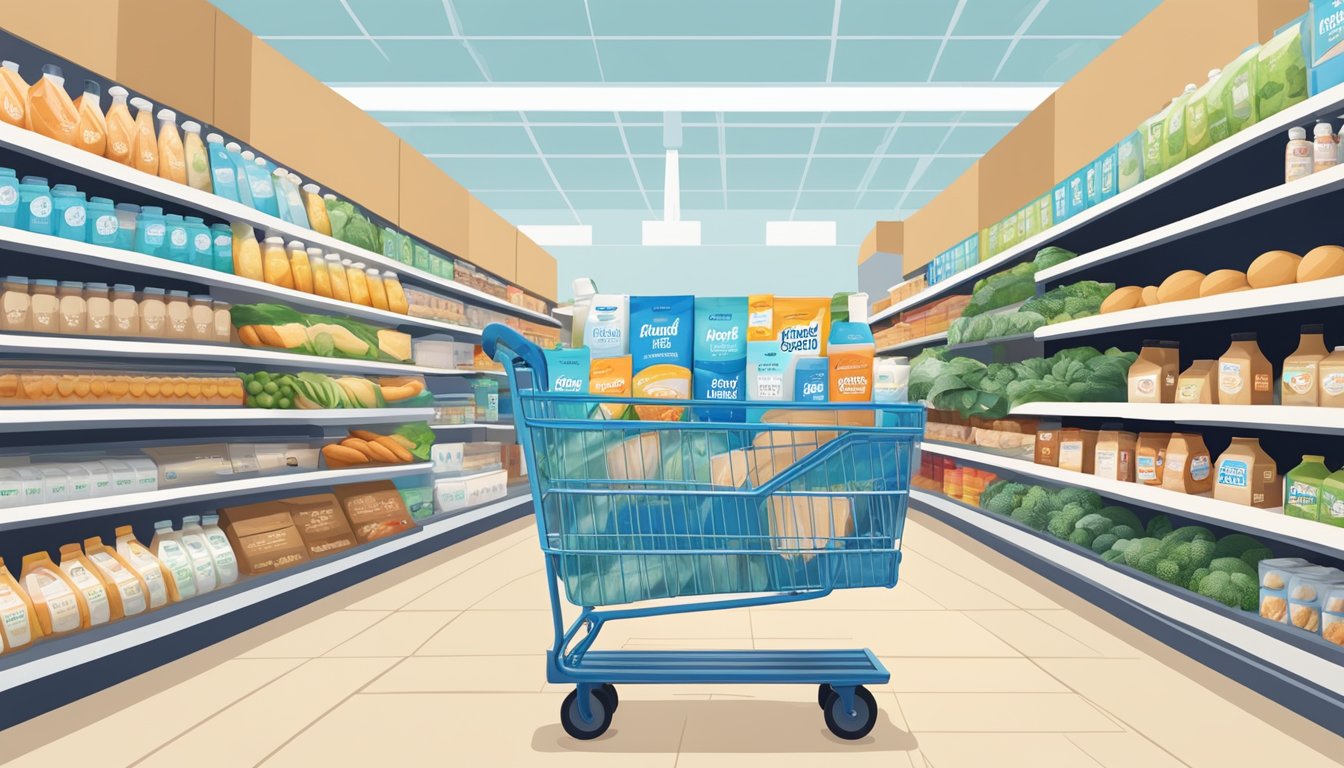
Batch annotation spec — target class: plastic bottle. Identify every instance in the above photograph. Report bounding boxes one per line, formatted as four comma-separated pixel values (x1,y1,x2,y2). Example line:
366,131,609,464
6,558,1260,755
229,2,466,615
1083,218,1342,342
1286,455,1332,521
382,270,407,314
0,61,26,128
326,253,352,302
178,516,218,595
51,184,87,241
286,173,310,228
272,168,297,223
346,260,371,306
139,286,167,337
211,223,234,273
0,167,18,227
1320,469,1344,528
244,154,279,217
302,183,331,235
20,551,87,635
57,543,115,626
110,283,139,336
184,215,213,268
205,133,238,201
85,196,118,246
1315,122,1339,174
232,223,263,282
82,536,149,618
0,556,38,653
129,97,158,175
225,142,254,207
113,525,171,609
181,120,212,193
261,235,294,289
71,80,107,156
166,290,193,340
148,520,196,601
288,239,313,293
113,203,138,250
308,247,332,297
84,281,111,335
572,277,596,348
26,64,78,145
103,85,134,166
365,267,389,310
1,275,29,333
17,176,53,235
163,213,190,262
57,280,86,334
199,514,239,587
156,109,186,184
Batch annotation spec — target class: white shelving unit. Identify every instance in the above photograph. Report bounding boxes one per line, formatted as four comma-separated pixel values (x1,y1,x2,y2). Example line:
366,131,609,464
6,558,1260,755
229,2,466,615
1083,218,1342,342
431,422,515,433
876,332,947,355
1010,401,1344,436
919,441,1344,560
0,406,434,433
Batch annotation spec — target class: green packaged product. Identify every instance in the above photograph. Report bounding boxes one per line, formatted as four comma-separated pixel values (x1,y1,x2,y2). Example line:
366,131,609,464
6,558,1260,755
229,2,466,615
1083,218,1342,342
1162,85,1197,172
1321,467,1344,528
1185,70,1221,156
381,227,400,262
1285,455,1331,521
1210,46,1259,141
399,233,414,265
1117,131,1143,191
414,242,432,271
1258,22,1308,119
1140,99,1178,179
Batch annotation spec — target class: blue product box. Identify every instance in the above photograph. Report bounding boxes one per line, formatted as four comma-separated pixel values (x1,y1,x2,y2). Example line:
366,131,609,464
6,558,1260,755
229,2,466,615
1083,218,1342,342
1085,162,1099,208
1309,3,1344,94
965,233,980,264
1053,181,1070,224
1066,169,1088,219
1097,147,1118,203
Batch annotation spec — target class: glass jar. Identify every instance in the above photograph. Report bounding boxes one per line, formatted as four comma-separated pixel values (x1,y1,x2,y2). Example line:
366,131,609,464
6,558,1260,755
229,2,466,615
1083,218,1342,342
1,275,29,332
211,299,232,343
57,280,86,334
139,286,166,338
189,295,213,341
165,289,192,340
110,283,140,336
84,281,111,335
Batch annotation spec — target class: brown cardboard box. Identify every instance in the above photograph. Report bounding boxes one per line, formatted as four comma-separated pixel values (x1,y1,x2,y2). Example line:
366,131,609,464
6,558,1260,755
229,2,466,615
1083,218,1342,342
515,230,558,301
502,444,527,480
0,0,120,78
399,141,469,257
217,501,309,575
117,0,217,122
467,197,518,281
333,481,417,543
280,493,357,559
978,98,1055,227
903,163,980,275
1058,428,1099,474
212,10,254,143
859,221,904,264
1035,426,1061,467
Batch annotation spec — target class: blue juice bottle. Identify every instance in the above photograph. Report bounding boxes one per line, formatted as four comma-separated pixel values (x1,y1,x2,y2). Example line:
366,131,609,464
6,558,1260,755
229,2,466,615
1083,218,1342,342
113,203,139,250
0,168,19,228
164,214,190,262
226,142,254,208
210,223,233,273
134,206,166,256
205,132,239,203
85,196,119,246
51,185,87,241
184,216,213,268
17,176,53,235
241,151,278,217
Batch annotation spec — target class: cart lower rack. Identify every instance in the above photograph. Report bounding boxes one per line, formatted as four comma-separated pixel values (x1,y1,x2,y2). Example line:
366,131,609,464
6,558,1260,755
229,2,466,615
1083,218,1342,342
484,325,925,740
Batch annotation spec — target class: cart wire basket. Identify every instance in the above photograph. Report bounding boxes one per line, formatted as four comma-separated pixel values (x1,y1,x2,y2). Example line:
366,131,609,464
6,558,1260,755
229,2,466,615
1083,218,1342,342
483,325,926,740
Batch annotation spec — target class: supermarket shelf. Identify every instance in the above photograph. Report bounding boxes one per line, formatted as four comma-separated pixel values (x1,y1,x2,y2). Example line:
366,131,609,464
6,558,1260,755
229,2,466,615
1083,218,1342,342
1036,275,1344,341
0,406,433,433
910,489,1344,730
1010,401,1344,436
432,422,515,432
0,489,534,710
0,463,431,532
0,226,483,339
0,121,558,327
877,332,946,355
919,441,1344,561
0,332,504,378
1037,162,1344,284
871,83,1344,325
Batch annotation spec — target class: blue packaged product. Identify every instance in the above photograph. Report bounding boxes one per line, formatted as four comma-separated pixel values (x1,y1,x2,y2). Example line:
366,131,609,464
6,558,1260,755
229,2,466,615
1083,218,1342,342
205,133,240,203
17,176,52,235
543,346,591,418
693,297,747,420
241,153,278,217
794,357,828,402
210,223,233,273
134,206,166,256
1052,181,1069,223
51,186,87,242
0,168,18,228
630,295,694,421
1066,169,1088,219
164,214,190,263
226,142,254,208
85,196,118,246
747,340,787,402
1117,132,1143,193
184,216,213,268
113,204,138,250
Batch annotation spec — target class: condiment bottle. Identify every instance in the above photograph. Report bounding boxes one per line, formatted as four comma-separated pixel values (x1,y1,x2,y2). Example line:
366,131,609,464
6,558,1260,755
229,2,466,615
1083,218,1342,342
1218,332,1273,405
366,267,390,310
346,260,371,306
57,543,116,627
302,183,331,235
308,247,332,297
103,85,135,166
139,286,167,338
26,64,78,145
287,239,313,293
165,289,192,340
1315,121,1339,174
156,109,186,184
226,142,254,207
129,97,158,175
382,270,408,314
189,295,214,340
0,61,26,128
20,551,88,635
0,556,39,653
326,253,352,302
1,275,30,332
181,120,212,193
261,236,294,289
1282,324,1329,406
71,80,107,157
84,281,112,335
110,283,140,336
148,520,197,602
1286,127,1313,182
57,280,86,335
212,299,233,343
177,516,218,595
81,536,150,619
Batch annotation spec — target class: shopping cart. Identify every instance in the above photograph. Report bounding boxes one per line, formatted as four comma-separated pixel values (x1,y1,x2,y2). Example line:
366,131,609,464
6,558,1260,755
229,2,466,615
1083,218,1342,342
483,325,925,741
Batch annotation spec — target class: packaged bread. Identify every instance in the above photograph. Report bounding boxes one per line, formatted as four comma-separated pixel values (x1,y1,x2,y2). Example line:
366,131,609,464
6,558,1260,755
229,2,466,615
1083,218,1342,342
1135,432,1169,486
1093,428,1137,482
1260,557,1309,624
1058,428,1097,474
1161,433,1213,494
1175,360,1218,404
1287,567,1344,635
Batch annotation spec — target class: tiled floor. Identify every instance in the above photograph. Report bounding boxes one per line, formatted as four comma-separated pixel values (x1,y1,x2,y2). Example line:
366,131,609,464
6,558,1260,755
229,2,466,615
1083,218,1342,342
4,511,1343,767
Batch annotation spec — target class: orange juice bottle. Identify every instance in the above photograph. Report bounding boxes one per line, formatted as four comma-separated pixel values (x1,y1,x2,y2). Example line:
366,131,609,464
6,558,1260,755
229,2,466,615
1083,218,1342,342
288,240,313,293
325,254,351,302
129,97,158,175
262,236,294,290
71,80,107,156
302,183,331,235
20,551,88,636
156,109,186,184
103,85,134,166
181,120,212,193
0,60,27,128
365,267,389,310
345,260,371,306
381,270,408,314
308,247,332,297
232,223,263,282
27,64,79,144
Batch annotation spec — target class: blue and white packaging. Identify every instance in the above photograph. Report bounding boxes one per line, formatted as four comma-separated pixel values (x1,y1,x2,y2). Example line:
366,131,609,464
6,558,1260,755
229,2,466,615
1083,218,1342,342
584,293,630,359
1066,169,1088,219
1052,181,1070,223
1096,146,1117,204
543,346,591,418
1309,2,1344,94
747,341,787,402
693,297,747,419
794,357,828,402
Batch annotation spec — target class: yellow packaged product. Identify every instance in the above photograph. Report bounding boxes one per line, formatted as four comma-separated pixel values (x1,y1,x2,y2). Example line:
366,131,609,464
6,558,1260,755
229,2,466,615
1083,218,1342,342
20,551,88,636
0,557,38,653
590,356,632,419
747,294,774,341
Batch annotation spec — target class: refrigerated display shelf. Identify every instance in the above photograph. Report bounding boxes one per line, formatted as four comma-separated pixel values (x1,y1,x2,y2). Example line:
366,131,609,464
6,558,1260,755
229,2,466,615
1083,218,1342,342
0,406,434,433
0,332,504,378
870,82,1344,325
0,122,557,327
919,441,1344,561
0,225,484,338
1010,401,1344,436
0,462,431,532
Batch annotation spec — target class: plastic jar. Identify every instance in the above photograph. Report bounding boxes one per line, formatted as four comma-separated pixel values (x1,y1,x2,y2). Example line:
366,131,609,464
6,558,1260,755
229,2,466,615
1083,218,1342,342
113,203,139,250
1,275,29,332
133,206,166,257
57,280,86,334
212,299,233,343
189,295,214,340
381,271,408,314
84,281,111,335
110,283,140,336
139,286,167,337
210,223,233,274
163,214,190,263
0,167,18,228
51,184,87,241
17,176,53,234
85,196,119,246
184,216,213,268
165,289,192,340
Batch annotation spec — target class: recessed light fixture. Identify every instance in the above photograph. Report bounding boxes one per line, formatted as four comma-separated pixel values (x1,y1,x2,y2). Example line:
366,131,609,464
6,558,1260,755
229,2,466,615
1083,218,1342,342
766,221,837,247
518,224,592,246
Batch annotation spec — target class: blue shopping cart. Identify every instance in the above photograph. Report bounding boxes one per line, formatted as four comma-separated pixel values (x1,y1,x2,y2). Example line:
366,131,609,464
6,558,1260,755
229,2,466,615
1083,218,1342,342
483,325,925,741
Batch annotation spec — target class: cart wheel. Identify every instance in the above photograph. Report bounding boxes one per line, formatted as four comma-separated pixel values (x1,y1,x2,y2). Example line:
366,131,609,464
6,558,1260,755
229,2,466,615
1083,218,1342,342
823,686,878,741
817,684,833,710
600,683,619,713
561,688,613,740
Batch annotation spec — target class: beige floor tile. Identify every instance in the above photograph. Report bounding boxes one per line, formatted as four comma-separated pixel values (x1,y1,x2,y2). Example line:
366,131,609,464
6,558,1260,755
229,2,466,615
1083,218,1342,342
1067,733,1189,768
417,609,555,655
963,610,1100,657
138,657,398,768
762,583,944,611
903,519,1062,610
325,611,461,657
239,610,389,659
260,692,686,767
368,655,545,693
895,553,1015,610
883,657,1068,693
897,692,1122,733
752,610,1020,658
469,568,554,609
916,733,1103,768
1030,609,1144,659
401,557,547,610
342,527,534,611
2,658,302,768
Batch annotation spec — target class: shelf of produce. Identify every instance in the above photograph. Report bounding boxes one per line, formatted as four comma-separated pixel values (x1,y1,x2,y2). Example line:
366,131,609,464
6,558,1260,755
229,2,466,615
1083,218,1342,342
0,226,484,339
1036,163,1344,285
431,422,515,433
870,83,1344,325
0,462,431,532
1035,275,1344,342
1010,401,1344,436
909,489,1344,717
0,332,503,378
877,332,946,355
0,489,534,705
0,406,434,433
0,122,557,328
918,441,1344,560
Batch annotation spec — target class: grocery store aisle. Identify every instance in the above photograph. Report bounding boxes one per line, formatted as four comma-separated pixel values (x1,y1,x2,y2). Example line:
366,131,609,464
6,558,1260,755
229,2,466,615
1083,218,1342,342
4,513,1341,768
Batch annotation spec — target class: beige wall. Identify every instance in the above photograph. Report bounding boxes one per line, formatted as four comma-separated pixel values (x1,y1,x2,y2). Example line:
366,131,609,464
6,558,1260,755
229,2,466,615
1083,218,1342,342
0,0,120,77
903,162,979,275
117,0,217,123
516,231,558,301
979,96,1055,227
466,197,518,282
859,221,903,264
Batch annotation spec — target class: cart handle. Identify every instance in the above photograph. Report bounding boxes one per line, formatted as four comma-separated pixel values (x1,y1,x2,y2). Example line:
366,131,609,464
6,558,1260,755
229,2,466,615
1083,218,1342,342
483,323,549,388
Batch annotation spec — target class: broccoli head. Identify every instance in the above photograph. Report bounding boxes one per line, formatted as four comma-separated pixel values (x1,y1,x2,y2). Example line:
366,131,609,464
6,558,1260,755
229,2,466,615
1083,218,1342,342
1011,506,1050,531
1207,557,1256,579
1161,526,1216,546
1101,548,1127,563
1146,515,1174,539
1070,528,1097,548
1154,559,1183,585
1095,506,1142,531
1136,550,1166,576
1197,570,1258,611
985,491,1018,516
1123,538,1163,569
1046,503,1089,540
1211,533,1274,570
1109,525,1138,541
1053,487,1103,511
1075,513,1114,538
1091,533,1118,555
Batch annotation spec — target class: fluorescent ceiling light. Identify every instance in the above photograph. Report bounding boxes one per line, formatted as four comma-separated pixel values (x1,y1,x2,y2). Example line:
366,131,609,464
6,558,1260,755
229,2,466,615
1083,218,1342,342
642,220,701,246
333,85,1054,113
766,221,837,247
518,224,592,246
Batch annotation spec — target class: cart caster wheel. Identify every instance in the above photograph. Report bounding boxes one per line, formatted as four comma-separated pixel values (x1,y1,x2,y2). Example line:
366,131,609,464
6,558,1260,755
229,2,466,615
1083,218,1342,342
561,688,613,740
600,683,619,713
817,684,833,709
823,685,877,741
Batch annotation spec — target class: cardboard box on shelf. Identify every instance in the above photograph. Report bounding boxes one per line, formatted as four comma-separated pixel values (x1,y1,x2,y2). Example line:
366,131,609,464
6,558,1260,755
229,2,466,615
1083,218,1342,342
398,141,469,258
515,230,558,301
467,197,517,281
333,481,418,544
117,0,218,123
218,501,309,576
280,493,357,559
0,0,119,81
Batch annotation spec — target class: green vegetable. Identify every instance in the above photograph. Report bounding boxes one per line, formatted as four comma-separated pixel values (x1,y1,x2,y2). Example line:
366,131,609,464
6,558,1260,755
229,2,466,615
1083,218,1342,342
1196,570,1259,611
278,397,292,409
1094,506,1141,531
1145,515,1174,539
1091,533,1118,554
1047,503,1089,539
1109,525,1137,541
1011,506,1050,531
263,381,279,395
1033,247,1077,271
1069,528,1096,548
246,380,263,396
392,422,437,461
1211,533,1273,570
